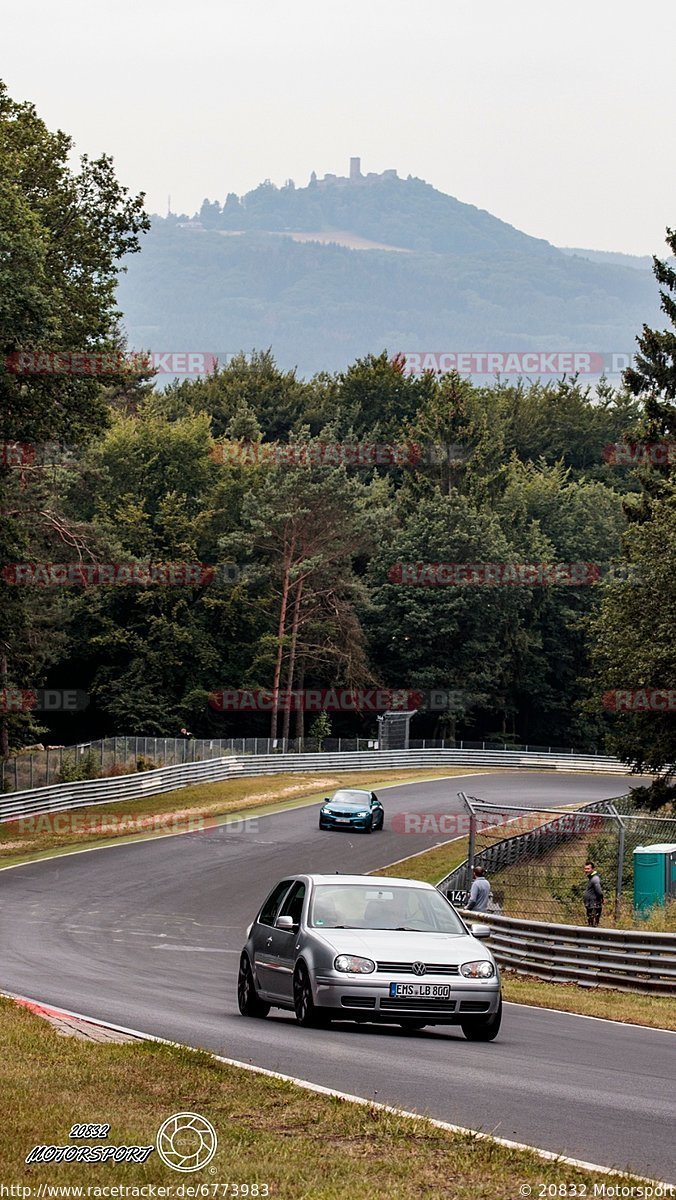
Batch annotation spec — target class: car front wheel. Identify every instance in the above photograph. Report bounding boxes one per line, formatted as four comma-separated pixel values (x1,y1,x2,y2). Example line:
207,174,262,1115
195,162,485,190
461,997,502,1041
237,954,270,1018
293,962,330,1027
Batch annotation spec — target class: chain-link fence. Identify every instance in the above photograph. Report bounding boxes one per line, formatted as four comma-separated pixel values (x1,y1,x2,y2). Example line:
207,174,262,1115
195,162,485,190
0,735,594,794
1,735,385,792
440,793,676,926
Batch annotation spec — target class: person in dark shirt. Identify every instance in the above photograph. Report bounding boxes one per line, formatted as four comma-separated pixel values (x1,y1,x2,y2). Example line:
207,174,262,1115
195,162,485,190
583,861,604,926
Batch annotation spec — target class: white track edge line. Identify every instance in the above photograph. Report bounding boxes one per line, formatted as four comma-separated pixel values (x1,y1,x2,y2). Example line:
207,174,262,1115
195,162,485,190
502,999,676,1033
2,987,672,1188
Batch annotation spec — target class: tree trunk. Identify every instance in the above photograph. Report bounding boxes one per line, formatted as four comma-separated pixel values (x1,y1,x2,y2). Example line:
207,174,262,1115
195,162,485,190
270,539,294,741
282,577,304,742
0,652,8,759
295,661,306,744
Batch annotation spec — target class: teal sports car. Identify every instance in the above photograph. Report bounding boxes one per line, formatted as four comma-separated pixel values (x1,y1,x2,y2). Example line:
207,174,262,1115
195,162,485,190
318,788,384,833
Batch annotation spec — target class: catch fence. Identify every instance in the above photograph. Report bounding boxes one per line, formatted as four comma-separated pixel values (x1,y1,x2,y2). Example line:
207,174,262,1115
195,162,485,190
439,793,676,924
1,735,607,794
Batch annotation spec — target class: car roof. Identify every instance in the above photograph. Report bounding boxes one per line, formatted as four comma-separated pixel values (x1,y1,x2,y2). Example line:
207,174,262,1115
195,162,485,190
299,874,436,890
331,788,371,796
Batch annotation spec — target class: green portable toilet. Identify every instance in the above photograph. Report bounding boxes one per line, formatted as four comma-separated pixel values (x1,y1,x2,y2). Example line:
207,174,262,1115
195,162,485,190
633,843,676,912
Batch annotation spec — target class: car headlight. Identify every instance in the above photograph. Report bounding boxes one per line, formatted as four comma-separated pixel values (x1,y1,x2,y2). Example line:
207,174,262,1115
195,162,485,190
460,960,495,979
334,954,375,974
357,811,369,817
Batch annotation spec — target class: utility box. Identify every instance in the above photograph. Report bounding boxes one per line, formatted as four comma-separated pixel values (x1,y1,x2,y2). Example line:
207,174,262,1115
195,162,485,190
633,843,676,912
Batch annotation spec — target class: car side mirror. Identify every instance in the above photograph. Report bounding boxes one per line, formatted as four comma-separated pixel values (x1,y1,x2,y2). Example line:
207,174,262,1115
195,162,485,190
471,923,490,939
324,797,330,803
275,915,295,931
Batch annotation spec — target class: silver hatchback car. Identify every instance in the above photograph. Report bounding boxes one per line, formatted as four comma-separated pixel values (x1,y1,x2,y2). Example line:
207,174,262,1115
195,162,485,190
237,873,502,1039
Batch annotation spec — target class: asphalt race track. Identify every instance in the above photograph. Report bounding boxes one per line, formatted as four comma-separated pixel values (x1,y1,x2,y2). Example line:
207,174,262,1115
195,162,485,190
1,772,674,1180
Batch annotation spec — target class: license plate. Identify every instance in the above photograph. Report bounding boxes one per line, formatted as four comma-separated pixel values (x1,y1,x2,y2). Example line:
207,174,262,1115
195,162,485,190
334,816,351,822
389,983,452,998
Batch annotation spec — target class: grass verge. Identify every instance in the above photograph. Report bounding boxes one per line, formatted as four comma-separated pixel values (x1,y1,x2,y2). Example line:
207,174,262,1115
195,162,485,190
0,768,485,870
501,973,676,1031
0,997,656,1196
372,836,468,883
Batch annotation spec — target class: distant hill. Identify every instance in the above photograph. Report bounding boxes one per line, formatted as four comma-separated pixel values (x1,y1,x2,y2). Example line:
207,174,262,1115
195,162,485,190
559,247,659,271
117,167,662,376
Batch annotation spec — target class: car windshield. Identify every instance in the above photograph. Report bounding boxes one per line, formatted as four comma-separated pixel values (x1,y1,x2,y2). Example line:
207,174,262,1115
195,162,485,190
329,791,370,808
309,884,465,934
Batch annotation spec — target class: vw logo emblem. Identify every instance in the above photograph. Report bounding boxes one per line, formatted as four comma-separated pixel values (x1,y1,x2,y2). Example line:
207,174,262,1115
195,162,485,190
412,961,426,976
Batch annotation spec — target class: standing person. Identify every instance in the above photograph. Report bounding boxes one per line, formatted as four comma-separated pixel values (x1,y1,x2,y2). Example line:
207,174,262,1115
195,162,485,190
583,861,604,926
466,865,491,912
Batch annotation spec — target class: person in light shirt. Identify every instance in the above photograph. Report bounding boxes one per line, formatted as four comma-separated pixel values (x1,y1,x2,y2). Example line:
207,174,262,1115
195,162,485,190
466,865,491,912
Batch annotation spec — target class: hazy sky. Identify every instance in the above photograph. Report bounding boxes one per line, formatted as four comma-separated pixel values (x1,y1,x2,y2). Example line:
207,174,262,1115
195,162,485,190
4,0,675,255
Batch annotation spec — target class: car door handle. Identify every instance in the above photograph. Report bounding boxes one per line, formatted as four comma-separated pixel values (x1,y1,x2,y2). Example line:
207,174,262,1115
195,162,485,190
266,937,273,946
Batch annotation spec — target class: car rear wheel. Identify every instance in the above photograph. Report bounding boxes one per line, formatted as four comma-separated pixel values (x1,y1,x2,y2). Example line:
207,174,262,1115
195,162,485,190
461,997,502,1041
237,954,270,1018
293,962,330,1027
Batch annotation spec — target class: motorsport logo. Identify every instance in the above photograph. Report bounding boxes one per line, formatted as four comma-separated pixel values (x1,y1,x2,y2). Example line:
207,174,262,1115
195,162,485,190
25,1112,217,1172
155,1113,218,1172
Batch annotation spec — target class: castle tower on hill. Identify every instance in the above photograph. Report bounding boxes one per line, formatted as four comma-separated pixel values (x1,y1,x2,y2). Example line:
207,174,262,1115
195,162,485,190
311,159,398,188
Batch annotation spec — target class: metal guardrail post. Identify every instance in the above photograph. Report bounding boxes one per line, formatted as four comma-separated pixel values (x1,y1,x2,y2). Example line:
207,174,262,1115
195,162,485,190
457,792,477,892
615,821,626,922
606,802,627,923
467,812,477,892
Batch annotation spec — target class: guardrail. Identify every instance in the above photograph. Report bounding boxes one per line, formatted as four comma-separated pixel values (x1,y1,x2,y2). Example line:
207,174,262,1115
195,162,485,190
462,911,676,995
0,747,633,823
0,736,616,794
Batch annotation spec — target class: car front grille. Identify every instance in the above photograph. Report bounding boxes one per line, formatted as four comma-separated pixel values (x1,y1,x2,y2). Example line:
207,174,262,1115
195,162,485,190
379,998,457,1012
376,961,460,976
